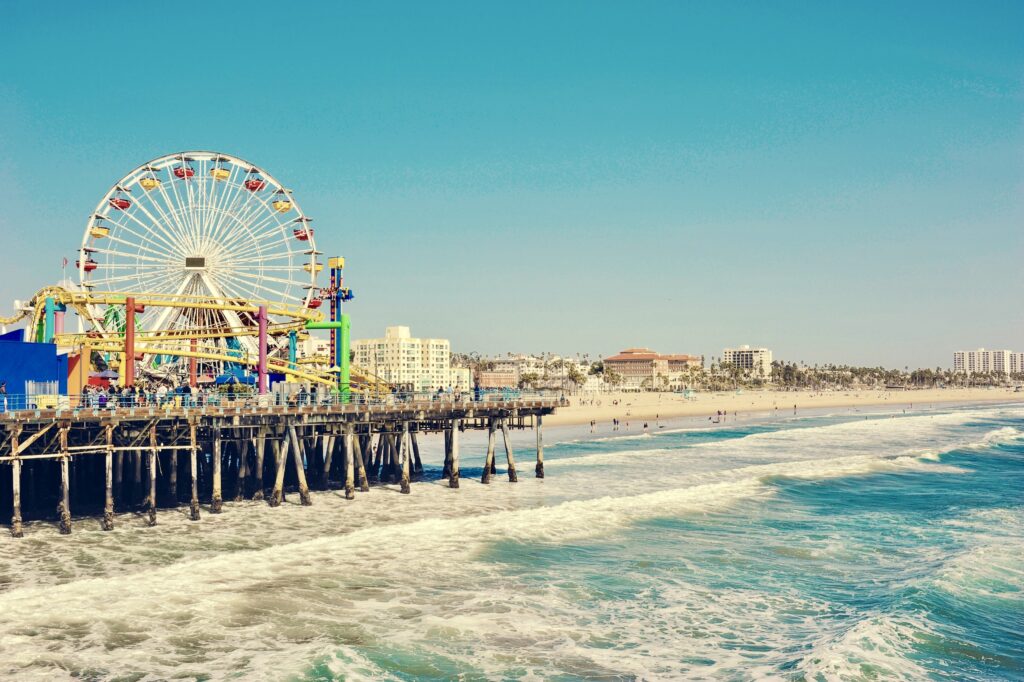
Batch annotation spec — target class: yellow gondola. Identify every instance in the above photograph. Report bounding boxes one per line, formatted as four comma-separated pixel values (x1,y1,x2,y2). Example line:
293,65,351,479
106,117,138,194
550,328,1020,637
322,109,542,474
90,225,110,238
139,177,161,190
303,262,323,273
210,167,230,181
272,199,292,213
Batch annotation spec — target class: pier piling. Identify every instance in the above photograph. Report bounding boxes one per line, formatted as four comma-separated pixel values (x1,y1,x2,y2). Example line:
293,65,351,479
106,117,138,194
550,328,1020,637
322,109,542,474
211,430,223,513
535,414,545,479
482,418,496,485
189,422,201,521
147,424,157,526
501,419,517,483
103,424,114,530
449,419,461,489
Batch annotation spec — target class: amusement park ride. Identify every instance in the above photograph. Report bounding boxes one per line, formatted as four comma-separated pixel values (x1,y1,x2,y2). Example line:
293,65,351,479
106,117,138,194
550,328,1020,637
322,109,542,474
0,151,383,398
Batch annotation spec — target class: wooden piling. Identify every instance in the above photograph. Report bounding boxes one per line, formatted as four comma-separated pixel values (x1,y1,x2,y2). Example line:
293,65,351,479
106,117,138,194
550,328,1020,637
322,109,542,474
58,424,72,534
103,424,115,530
353,430,369,492
211,428,223,513
189,422,200,521
147,424,157,526
168,448,178,507
344,424,355,499
234,437,247,501
449,419,461,489
369,432,383,483
411,430,423,477
10,427,23,538
288,424,312,505
399,422,411,494
442,428,452,480
385,431,399,483
252,428,266,501
269,433,288,507
482,418,496,485
322,435,335,487
501,419,518,482
535,414,545,479
115,450,124,503
133,450,143,507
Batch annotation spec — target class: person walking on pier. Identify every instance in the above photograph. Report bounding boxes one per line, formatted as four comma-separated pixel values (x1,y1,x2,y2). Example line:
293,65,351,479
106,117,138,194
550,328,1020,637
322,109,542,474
0,381,7,412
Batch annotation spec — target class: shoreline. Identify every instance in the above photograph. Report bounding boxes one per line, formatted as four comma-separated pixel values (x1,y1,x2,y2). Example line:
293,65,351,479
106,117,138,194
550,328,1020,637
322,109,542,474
544,388,1024,428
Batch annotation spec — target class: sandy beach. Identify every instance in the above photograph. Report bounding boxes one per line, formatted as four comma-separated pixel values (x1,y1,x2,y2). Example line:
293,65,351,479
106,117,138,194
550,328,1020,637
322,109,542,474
546,387,1024,427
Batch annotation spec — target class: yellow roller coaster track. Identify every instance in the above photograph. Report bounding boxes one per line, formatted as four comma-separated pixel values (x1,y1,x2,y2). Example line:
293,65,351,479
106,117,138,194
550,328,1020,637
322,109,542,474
4,286,389,390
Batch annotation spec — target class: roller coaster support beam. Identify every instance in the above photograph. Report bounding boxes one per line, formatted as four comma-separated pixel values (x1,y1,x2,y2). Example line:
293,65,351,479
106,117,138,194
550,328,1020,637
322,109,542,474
125,297,136,387
329,257,353,402
288,331,298,372
304,318,351,402
43,297,56,343
257,305,268,395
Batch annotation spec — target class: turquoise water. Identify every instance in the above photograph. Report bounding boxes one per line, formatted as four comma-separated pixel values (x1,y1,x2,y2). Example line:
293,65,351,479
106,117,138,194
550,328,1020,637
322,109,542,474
0,404,1020,680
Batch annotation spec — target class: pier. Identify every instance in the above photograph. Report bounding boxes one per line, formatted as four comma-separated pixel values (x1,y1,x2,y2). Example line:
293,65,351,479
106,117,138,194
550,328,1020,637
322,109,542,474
0,395,561,536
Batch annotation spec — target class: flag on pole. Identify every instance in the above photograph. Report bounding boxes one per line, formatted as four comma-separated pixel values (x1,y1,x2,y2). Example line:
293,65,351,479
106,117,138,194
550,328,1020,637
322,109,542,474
62,257,68,268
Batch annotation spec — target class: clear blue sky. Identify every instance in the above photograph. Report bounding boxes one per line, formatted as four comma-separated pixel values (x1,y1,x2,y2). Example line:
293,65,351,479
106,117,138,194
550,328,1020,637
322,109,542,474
2,1,1021,368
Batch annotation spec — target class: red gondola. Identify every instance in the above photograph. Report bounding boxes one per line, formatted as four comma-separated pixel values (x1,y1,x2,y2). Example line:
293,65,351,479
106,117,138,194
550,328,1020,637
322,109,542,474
173,166,195,179
306,298,323,309
245,178,267,192
76,259,98,272
293,227,314,241
108,197,131,210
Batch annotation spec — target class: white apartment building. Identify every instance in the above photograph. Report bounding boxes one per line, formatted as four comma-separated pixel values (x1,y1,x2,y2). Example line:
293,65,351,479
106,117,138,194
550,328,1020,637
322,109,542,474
352,326,468,392
1012,353,1024,375
722,345,773,379
954,348,1021,375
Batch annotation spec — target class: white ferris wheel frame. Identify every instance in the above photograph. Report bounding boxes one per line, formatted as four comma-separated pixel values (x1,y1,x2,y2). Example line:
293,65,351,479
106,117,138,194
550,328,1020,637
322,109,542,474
77,151,320,363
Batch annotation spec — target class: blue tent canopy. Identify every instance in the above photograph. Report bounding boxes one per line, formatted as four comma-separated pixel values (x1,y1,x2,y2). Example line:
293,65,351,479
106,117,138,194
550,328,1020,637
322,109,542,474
215,373,256,385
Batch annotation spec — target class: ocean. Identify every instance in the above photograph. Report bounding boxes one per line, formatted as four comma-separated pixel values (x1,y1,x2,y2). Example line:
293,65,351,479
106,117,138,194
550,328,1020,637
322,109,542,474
0,403,1021,680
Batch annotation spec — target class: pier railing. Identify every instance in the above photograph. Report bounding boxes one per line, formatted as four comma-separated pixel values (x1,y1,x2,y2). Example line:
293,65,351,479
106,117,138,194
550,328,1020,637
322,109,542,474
0,389,566,419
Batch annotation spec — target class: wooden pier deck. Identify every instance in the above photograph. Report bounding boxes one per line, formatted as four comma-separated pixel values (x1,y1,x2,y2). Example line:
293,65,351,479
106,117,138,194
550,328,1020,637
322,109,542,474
0,396,563,536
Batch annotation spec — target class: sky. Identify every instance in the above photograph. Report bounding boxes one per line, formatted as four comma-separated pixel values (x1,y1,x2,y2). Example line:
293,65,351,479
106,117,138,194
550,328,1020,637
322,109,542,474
1,1,1021,368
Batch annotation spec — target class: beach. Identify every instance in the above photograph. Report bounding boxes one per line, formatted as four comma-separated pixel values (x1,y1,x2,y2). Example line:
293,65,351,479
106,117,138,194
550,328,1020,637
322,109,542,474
547,387,1024,427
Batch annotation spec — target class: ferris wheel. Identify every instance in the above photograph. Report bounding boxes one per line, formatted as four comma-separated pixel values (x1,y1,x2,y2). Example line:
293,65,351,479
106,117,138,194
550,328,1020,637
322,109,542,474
77,151,322,371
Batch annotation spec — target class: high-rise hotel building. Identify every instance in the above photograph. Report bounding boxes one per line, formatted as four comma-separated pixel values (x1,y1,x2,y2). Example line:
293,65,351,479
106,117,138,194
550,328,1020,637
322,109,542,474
953,348,1023,375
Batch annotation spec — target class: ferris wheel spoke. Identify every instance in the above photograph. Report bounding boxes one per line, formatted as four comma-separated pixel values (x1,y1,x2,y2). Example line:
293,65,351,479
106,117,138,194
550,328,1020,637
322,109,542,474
209,270,291,305
91,243,176,265
132,178,197,254
227,187,291,240
202,161,241,237
151,173,199,249
217,209,291,256
210,171,285,247
204,175,248,245
221,232,297,265
206,171,252,246
115,206,189,259
165,162,201,244
214,267,304,289
96,209,181,262
89,269,180,291
125,192,195,257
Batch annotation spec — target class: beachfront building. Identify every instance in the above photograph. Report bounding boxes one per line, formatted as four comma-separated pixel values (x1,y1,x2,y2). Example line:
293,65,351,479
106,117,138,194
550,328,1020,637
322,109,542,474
352,326,468,392
953,348,1020,375
722,345,773,380
604,348,702,390
469,353,594,390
